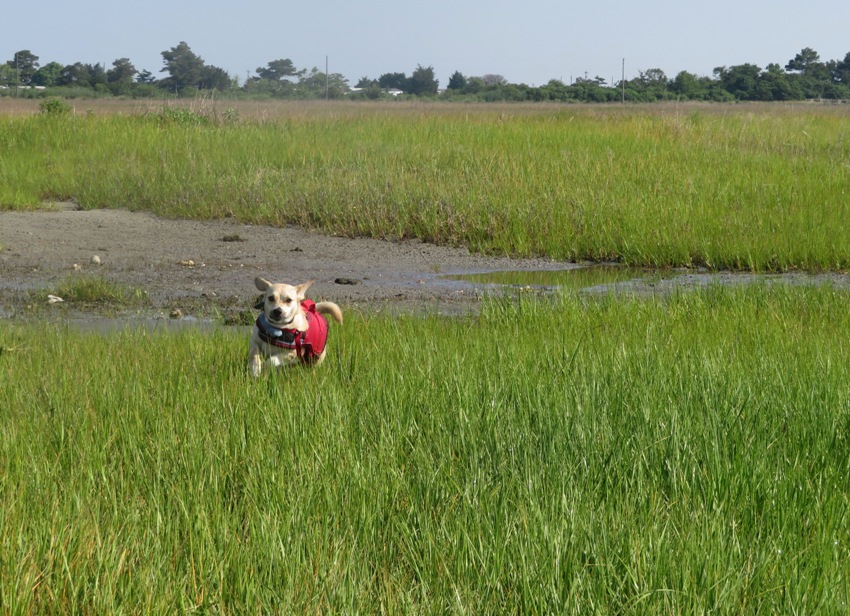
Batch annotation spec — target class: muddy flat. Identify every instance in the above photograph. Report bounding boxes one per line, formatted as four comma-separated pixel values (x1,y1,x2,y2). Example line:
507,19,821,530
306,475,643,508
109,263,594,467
5,204,850,324
0,204,561,321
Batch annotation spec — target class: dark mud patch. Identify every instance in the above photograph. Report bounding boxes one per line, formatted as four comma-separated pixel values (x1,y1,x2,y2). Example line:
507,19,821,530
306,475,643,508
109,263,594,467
3,205,849,326
0,205,560,322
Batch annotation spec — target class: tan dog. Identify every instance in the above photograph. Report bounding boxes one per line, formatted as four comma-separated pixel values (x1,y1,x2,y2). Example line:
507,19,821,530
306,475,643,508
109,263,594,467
248,277,343,376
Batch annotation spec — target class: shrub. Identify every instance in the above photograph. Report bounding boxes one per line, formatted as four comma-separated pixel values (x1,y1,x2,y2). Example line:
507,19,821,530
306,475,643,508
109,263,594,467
38,97,72,115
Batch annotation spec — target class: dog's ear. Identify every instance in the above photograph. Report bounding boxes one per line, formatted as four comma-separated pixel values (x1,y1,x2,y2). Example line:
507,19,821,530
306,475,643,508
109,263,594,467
255,277,272,292
296,280,314,300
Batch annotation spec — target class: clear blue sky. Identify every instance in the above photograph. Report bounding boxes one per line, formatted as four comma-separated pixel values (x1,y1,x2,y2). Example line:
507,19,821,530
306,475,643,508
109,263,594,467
5,0,849,87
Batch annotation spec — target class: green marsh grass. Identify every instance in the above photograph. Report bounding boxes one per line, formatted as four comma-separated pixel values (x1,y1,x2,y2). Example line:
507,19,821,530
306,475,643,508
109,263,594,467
1,284,849,612
2,103,849,271
53,274,148,305
442,264,666,289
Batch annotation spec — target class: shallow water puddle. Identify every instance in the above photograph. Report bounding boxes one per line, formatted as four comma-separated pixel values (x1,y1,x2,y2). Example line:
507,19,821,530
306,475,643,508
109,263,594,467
441,265,850,296
441,265,677,291
66,315,224,334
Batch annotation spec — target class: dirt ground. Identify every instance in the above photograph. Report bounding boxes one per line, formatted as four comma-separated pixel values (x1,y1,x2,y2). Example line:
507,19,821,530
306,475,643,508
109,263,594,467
5,203,850,326
0,203,562,322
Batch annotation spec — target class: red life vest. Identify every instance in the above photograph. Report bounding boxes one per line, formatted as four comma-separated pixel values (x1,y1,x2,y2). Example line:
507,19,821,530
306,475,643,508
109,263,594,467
255,299,329,364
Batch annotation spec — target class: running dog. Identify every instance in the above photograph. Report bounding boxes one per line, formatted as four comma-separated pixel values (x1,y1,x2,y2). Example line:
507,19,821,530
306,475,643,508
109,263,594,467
248,277,343,376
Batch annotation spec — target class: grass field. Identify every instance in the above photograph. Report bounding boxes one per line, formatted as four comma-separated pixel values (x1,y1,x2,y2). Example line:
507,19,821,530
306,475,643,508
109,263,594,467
1,285,849,612
2,100,850,271
2,100,850,612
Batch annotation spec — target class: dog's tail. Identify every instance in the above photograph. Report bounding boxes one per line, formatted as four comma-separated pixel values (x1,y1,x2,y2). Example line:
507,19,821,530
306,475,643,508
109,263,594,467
316,301,343,324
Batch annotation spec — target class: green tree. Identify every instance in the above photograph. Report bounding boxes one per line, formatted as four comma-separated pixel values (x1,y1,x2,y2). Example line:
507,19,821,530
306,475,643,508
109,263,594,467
160,41,205,93
88,63,108,88
108,58,136,86
244,75,296,97
447,71,467,90
256,59,302,82
135,69,156,84
462,76,485,95
31,61,64,87
199,65,233,91
58,62,87,87
6,50,39,85
784,47,833,98
250,59,303,96
407,64,438,96
297,67,349,99
0,63,16,87
832,52,850,86
670,71,707,99
569,77,617,102
785,47,820,73
378,72,407,90
355,76,377,88
631,68,670,100
57,62,105,88
482,74,507,87
349,78,383,99
480,82,528,102
540,79,571,101
715,64,761,100
755,63,801,101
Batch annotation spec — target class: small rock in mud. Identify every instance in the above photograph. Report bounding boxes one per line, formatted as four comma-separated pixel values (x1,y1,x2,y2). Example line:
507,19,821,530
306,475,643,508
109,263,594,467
334,277,359,285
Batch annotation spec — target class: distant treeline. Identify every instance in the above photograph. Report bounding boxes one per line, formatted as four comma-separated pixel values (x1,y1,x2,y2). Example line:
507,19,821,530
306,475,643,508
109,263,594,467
3,43,849,103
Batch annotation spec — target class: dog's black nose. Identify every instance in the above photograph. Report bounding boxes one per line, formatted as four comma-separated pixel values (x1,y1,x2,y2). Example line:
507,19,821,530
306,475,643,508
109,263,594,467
271,307,284,320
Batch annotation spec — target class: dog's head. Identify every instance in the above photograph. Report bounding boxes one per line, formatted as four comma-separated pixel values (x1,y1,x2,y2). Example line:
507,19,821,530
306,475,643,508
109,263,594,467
254,277,313,330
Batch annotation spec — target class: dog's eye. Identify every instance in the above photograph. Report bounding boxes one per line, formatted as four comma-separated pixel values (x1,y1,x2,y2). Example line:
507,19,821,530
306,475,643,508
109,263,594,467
284,297,293,304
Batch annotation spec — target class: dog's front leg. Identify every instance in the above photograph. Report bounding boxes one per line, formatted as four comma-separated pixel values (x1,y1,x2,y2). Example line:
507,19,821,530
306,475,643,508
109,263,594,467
248,340,264,377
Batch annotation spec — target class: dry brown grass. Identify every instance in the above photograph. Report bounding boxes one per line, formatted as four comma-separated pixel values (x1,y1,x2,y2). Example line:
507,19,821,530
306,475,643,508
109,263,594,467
1,95,610,122
0,97,179,117
3,94,846,121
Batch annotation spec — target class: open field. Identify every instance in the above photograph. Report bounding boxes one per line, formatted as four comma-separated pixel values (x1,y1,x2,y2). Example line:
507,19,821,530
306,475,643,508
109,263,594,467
2,100,850,271
1,285,849,612
2,101,850,612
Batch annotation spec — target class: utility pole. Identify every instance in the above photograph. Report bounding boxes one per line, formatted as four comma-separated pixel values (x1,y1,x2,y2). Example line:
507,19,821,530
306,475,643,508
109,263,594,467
621,58,625,103
325,56,329,101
